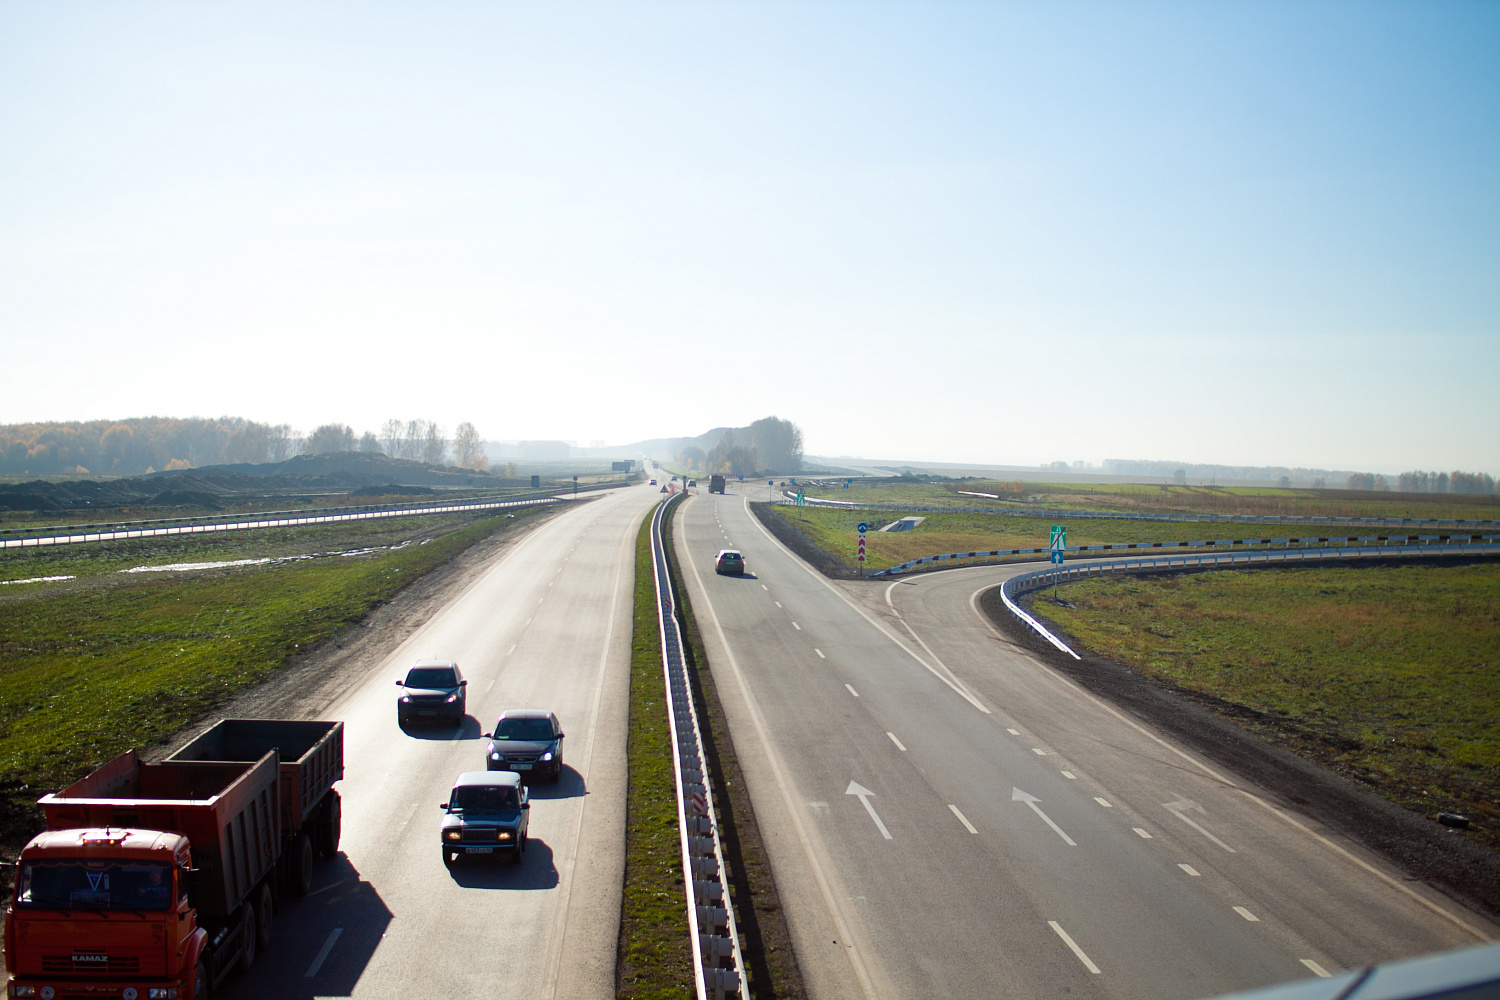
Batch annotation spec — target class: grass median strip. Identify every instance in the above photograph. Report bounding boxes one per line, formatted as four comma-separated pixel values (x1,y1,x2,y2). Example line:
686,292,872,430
0,506,548,847
1029,563,1500,849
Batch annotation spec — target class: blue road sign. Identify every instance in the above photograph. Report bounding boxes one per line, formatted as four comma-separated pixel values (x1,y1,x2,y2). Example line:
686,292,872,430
857,523,868,534
1050,550,1065,565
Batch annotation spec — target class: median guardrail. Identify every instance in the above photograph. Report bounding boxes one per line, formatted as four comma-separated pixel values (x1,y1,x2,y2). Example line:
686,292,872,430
649,493,745,1000
996,541,1500,658
777,492,1500,531
870,533,1500,577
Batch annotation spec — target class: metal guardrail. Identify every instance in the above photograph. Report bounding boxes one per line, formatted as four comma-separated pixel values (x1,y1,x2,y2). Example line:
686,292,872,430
870,533,1500,577
649,493,746,1000
778,492,1500,530
997,542,1500,658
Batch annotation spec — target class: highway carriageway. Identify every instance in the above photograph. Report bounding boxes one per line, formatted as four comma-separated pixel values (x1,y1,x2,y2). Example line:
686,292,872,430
673,488,1495,1000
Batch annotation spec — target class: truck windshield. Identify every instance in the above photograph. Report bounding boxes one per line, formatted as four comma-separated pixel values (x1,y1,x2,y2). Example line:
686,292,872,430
450,786,519,813
405,668,456,689
493,718,554,740
16,860,174,911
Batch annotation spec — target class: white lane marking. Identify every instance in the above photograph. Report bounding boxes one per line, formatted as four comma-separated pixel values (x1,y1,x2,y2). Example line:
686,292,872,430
1032,748,1047,756
485,678,497,695
1048,921,1100,974
815,649,825,659
948,804,978,834
508,643,517,655
774,601,782,608
886,732,906,751
750,511,991,713
526,617,533,625
845,684,860,697
1164,799,1235,853
1094,797,1112,808
1012,787,1076,846
1133,828,1152,839
1061,771,1077,780
793,622,801,630
762,584,768,590
1179,864,1201,876
1234,906,1260,922
305,928,344,977
846,781,892,840
1006,728,1020,735
393,801,419,837
1301,959,1331,978
682,500,888,998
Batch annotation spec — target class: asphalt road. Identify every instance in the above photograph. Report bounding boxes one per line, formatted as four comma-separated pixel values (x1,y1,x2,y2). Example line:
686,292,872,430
221,481,662,1000
676,488,1495,1000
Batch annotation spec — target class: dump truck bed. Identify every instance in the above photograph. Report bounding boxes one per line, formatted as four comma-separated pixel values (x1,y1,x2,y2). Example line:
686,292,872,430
167,719,343,831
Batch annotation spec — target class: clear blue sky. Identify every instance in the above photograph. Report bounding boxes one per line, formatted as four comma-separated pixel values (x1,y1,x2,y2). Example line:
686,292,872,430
1,1,1495,473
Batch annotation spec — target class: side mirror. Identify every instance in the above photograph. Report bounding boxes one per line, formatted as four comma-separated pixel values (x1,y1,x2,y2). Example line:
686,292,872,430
522,801,530,810
438,803,449,811
482,732,492,739
460,680,467,686
395,679,404,686
557,732,565,740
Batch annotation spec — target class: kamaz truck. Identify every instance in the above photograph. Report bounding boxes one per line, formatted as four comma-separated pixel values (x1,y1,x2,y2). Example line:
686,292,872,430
709,475,726,494
4,719,343,1000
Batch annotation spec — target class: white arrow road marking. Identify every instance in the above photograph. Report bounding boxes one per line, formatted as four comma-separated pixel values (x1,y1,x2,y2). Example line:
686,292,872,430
1047,921,1100,974
305,928,343,977
847,781,892,840
1164,798,1236,853
1012,788,1076,846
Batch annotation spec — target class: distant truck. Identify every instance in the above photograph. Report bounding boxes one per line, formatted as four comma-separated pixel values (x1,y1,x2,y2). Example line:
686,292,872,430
709,475,726,494
5,719,343,1000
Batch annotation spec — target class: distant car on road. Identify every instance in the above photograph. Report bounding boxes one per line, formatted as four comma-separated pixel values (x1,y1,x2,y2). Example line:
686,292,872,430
397,659,467,727
688,479,696,487
440,771,529,866
484,710,565,782
649,479,657,485
715,549,745,575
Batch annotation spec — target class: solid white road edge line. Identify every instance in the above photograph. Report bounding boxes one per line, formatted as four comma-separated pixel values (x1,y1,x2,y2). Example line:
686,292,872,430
748,502,990,714
681,496,888,999
1047,921,1101,974
948,804,978,834
964,574,1492,942
304,928,344,977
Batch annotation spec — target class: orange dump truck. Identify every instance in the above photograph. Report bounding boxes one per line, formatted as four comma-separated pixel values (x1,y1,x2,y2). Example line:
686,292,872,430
4,719,342,1000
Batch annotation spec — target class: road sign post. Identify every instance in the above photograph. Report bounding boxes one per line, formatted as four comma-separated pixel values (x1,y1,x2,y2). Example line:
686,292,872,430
857,522,868,577
1049,525,1066,598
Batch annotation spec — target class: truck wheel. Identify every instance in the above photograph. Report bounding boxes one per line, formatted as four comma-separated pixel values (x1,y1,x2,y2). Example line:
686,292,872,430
255,884,274,951
316,791,342,859
190,961,209,1000
238,901,257,972
286,833,315,898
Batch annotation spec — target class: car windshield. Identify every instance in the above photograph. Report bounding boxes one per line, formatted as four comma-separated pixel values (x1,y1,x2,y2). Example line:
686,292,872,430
494,718,554,741
16,860,174,911
406,668,456,689
450,786,519,813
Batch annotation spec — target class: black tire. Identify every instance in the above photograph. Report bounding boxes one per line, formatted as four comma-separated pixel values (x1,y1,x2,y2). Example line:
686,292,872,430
549,763,562,783
190,961,209,1000
316,792,342,859
255,884,274,951
238,901,257,973
286,833,314,898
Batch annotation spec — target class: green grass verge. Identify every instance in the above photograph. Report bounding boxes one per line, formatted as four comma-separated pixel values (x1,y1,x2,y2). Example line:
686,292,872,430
0,507,547,846
618,504,693,1000
1030,563,1500,848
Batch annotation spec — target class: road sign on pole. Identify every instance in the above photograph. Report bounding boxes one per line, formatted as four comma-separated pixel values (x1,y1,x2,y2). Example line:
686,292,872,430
1050,550,1064,565
796,493,806,507
857,523,868,534
1049,525,1066,550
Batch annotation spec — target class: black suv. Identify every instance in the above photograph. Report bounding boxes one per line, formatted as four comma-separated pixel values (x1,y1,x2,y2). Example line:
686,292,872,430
484,710,565,782
397,659,467,726
440,771,529,866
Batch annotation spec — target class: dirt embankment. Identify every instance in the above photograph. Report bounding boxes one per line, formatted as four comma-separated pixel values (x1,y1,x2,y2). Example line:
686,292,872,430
978,585,1500,922
748,502,859,579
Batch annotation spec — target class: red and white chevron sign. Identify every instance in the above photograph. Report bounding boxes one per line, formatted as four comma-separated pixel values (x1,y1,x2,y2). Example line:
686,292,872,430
857,536,866,563
691,790,709,816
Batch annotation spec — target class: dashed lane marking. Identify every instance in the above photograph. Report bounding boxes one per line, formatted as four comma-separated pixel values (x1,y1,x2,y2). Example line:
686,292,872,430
1179,864,1201,876
1234,906,1260,922
887,732,906,751
949,804,978,834
1133,828,1152,839
305,928,344,978
815,649,825,659
1048,921,1100,975
1061,771,1077,780
793,622,802,630
1094,797,1112,808
1032,748,1047,756
1006,728,1020,735
1301,960,1331,978
846,684,860,698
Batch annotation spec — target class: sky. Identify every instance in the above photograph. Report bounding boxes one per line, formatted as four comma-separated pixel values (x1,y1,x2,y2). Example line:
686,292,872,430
1,1,1496,474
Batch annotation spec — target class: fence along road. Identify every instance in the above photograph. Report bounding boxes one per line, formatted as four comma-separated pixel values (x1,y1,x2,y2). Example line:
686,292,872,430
672,484,1494,1000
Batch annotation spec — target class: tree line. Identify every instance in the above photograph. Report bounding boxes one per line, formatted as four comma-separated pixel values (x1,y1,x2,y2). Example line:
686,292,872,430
675,416,803,476
0,416,491,477
1347,470,1496,494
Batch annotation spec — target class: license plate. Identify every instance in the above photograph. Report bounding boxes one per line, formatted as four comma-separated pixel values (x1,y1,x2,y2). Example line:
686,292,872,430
419,710,436,716
467,847,493,854
512,763,532,771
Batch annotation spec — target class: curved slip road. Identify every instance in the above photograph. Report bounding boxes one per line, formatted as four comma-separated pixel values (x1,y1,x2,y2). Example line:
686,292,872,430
221,482,662,1000
675,488,1494,1000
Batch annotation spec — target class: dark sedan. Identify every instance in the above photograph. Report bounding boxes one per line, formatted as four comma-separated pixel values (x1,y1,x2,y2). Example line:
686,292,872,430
397,659,467,727
484,710,565,782
440,771,529,866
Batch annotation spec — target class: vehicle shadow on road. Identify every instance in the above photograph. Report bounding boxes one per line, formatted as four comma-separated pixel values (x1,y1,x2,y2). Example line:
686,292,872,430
401,714,484,741
447,839,559,890
717,571,759,580
220,853,392,1000
523,765,586,800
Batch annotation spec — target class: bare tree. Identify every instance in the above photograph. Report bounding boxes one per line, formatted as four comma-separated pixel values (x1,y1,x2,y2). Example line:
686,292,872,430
359,431,381,453
422,423,448,465
380,419,404,457
305,423,355,455
267,424,295,462
402,420,425,460
453,422,485,470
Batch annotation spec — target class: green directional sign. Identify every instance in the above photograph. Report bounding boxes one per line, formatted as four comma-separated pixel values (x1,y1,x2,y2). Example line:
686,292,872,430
1050,525,1067,550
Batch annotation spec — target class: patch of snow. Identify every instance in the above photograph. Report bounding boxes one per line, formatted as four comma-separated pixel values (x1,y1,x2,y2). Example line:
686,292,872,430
1,575,76,586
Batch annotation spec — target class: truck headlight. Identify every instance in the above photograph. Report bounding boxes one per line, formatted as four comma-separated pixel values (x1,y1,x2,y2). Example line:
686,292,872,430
497,831,513,841
400,696,411,703
10,986,37,998
444,829,461,841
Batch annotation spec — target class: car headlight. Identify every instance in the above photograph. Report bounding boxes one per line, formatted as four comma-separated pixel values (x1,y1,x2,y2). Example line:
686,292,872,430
490,752,502,760
541,751,553,761
497,831,513,841
444,829,461,841
446,693,459,703
400,696,410,703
